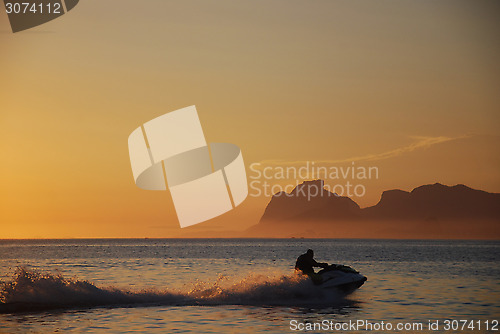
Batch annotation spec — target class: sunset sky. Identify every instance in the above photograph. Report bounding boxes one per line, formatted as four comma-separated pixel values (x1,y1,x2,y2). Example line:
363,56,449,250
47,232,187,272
1,0,499,238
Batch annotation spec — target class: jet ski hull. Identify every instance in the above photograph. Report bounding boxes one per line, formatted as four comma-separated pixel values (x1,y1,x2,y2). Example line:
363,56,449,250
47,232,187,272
317,265,367,293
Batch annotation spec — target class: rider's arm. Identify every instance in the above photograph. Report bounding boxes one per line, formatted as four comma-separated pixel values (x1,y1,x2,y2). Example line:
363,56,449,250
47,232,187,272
311,259,328,268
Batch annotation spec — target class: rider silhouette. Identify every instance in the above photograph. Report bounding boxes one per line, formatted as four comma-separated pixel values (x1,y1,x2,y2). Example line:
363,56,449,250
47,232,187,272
295,249,328,281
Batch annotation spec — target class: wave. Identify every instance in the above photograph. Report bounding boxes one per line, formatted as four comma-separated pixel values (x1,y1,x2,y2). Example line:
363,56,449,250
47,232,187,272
0,267,347,314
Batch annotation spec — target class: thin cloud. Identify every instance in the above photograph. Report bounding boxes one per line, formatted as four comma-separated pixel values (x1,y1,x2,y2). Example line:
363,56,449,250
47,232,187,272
258,135,467,166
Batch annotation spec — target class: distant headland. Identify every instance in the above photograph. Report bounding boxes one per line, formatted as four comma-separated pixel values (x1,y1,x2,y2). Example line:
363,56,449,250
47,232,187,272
245,180,500,239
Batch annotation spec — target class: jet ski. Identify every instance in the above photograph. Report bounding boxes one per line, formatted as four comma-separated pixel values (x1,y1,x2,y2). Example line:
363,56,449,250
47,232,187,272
316,264,367,292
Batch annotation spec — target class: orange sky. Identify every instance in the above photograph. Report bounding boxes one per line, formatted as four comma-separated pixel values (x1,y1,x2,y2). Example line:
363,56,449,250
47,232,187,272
1,0,499,238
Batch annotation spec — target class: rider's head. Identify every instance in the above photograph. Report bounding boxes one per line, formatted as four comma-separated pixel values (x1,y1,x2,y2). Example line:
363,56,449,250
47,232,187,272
306,249,314,257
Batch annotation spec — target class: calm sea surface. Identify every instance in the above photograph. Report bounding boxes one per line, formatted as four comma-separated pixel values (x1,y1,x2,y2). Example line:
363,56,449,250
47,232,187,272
0,239,498,333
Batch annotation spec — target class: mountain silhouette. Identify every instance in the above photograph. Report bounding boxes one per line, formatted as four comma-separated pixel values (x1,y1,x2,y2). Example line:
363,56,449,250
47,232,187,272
260,180,361,222
363,183,500,221
247,180,500,239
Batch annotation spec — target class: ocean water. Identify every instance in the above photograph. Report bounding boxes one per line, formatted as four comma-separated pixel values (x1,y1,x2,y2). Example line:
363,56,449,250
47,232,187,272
0,239,498,333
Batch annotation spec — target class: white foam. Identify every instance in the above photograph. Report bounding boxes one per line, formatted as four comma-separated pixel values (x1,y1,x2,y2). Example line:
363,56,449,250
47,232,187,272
0,267,346,313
